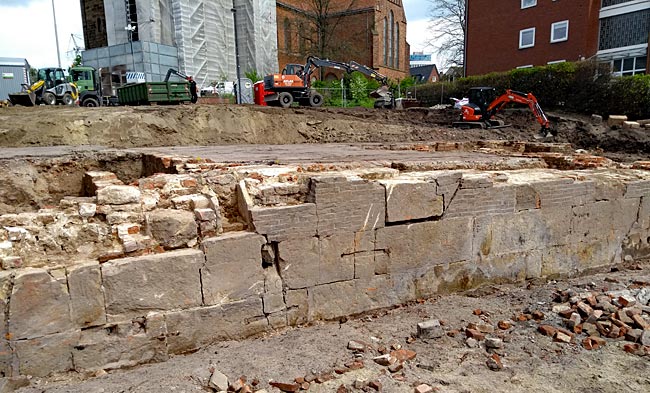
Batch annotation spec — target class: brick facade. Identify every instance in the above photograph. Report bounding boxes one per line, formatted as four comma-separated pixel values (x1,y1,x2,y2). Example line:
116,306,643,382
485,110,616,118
466,0,600,76
80,0,108,50
276,0,410,81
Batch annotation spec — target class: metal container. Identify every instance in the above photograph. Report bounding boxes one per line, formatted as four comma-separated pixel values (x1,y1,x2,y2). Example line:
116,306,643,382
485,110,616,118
117,81,191,105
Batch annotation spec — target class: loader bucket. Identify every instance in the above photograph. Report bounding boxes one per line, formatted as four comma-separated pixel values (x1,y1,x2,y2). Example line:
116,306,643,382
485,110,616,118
8,92,36,107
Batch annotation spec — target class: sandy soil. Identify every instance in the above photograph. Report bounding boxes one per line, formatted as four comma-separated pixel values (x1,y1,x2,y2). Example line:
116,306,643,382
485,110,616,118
15,262,650,393
1,105,647,161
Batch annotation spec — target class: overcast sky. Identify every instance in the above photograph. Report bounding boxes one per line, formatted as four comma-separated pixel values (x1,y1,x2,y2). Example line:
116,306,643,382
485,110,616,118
0,0,439,69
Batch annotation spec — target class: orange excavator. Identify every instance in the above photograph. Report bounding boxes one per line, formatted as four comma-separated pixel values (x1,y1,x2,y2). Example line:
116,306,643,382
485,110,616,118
453,87,551,135
263,56,394,108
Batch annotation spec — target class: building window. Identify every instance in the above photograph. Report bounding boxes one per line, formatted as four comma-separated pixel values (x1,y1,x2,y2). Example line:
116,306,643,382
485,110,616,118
612,55,647,76
547,60,566,64
383,18,388,65
551,20,569,43
517,65,534,69
126,0,138,41
389,11,394,67
521,0,536,9
284,18,292,53
395,22,399,68
519,28,535,49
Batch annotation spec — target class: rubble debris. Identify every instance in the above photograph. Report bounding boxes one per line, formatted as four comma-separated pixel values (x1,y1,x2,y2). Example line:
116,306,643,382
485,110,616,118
269,381,301,392
414,384,434,393
486,353,503,371
208,369,229,391
417,319,444,339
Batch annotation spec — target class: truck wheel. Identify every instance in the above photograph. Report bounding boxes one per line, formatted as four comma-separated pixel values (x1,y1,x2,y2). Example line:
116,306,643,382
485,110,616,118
278,92,293,108
309,92,323,107
83,97,100,107
42,92,56,105
62,93,74,106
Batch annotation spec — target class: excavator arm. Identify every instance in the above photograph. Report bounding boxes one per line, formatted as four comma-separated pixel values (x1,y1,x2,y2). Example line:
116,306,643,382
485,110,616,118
301,56,389,87
164,68,190,82
486,89,550,130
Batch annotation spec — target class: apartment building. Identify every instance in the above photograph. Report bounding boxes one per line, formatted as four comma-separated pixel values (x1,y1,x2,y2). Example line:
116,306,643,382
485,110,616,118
465,0,648,76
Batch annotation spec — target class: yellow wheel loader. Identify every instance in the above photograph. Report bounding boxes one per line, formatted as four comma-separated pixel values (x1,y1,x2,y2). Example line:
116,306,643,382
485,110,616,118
9,67,78,106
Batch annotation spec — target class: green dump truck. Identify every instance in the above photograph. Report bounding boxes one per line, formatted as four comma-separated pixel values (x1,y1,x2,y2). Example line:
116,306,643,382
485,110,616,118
69,66,192,106
117,81,191,106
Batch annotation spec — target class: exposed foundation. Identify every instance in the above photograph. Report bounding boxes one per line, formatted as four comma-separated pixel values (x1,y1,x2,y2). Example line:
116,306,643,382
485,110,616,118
2,142,650,378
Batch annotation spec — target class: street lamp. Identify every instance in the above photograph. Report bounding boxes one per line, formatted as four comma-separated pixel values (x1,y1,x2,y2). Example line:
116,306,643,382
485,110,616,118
51,0,61,67
231,0,242,104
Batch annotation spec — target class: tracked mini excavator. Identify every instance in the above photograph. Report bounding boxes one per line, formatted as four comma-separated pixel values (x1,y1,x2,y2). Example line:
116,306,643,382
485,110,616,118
263,56,394,108
453,87,552,136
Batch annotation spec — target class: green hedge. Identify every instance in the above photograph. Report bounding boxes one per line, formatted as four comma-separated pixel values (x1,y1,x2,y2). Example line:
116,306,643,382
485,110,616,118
407,61,650,119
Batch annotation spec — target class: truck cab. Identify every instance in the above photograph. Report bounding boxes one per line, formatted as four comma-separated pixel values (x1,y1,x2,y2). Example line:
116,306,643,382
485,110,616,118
69,66,102,107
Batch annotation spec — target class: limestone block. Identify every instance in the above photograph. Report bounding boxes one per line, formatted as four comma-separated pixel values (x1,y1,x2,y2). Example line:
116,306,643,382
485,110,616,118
382,180,442,222
354,251,377,279
201,232,266,305
194,208,216,221
286,289,309,326
571,199,639,244
624,180,650,198
277,236,320,289
309,275,416,321
97,185,141,205
476,251,542,283
73,313,168,371
146,209,197,249
263,292,285,314
250,204,317,241
623,121,641,130
375,217,473,273
533,179,595,209
607,115,627,127
171,194,210,211
102,249,204,320
78,203,97,218
165,297,267,354
0,339,11,377
541,240,619,277
515,185,540,211
444,185,515,218
473,208,571,257
67,262,106,328
308,176,385,236
430,171,461,210
14,330,79,377
414,260,488,298
9,268,73,340
319,232,355,285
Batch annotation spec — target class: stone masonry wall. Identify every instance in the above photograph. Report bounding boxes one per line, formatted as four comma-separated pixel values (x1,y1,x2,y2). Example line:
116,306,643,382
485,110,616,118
2,163,650,377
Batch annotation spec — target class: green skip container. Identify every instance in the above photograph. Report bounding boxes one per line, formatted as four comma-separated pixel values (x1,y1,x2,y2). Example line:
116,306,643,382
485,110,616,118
117,81,191,105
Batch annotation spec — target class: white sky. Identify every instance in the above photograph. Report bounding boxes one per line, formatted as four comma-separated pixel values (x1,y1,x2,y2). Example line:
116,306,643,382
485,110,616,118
0,0,441,68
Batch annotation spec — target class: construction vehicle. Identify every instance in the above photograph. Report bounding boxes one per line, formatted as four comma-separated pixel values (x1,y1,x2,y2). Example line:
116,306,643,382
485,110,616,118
69,66,110,107
453,87,551,134
164,68,197,103
8,67,78,106
262,56,394,108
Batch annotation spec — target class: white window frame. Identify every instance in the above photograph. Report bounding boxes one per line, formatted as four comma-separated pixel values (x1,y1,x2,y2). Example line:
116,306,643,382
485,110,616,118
517,65,534,69
519,28,536,49
521,0,537,9
550,20,569,43
547,60,566,64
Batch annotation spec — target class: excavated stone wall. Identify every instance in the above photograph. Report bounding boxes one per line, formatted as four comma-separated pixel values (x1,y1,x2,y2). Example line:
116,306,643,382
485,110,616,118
2,152,650,378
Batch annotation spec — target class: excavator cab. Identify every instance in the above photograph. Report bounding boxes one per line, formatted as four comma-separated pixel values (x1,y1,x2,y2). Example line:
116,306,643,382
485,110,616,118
467,87,496,119
282,64,304,77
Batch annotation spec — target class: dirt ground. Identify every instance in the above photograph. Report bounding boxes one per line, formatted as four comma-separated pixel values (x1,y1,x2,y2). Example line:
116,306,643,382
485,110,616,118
1,104,648,162
14,262,650,393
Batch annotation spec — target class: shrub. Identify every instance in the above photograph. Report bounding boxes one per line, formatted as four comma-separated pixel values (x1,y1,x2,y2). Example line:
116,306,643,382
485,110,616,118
407,61,649,119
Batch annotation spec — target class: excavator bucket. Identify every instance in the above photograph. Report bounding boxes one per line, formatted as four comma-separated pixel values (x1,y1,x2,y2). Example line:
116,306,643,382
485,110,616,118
370,85,390,99
8,91,36,107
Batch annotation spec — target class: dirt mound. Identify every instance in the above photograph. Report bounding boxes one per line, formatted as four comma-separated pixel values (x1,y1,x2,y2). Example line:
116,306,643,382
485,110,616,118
1,105,649,160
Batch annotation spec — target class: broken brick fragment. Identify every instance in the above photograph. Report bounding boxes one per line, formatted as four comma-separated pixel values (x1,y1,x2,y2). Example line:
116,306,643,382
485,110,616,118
465,329,485,341
368,380,382,391
538,325,557,337
269,381,300,392
486,353,503,371
498,320,512,330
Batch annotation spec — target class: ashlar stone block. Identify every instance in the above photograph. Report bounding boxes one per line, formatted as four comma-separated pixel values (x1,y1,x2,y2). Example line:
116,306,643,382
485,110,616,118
201,232,266,305
382,180,442,222
375,217,473,273
9,268,73,340
67,261,106,328
102,249,203,321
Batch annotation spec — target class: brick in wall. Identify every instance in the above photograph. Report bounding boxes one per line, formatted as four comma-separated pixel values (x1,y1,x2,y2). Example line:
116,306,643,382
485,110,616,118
444,186,516,219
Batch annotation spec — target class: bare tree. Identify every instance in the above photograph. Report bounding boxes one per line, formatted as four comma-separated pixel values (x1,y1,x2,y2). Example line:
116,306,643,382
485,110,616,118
428,0,466,72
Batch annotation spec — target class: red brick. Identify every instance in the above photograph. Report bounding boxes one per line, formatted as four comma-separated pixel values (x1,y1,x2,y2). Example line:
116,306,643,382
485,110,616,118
269,381,300,392
538,325,557,337
466,329,486,341
498,320,512,330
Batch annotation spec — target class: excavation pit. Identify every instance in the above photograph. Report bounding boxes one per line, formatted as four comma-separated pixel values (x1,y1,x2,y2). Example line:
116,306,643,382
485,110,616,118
2,139,650,379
